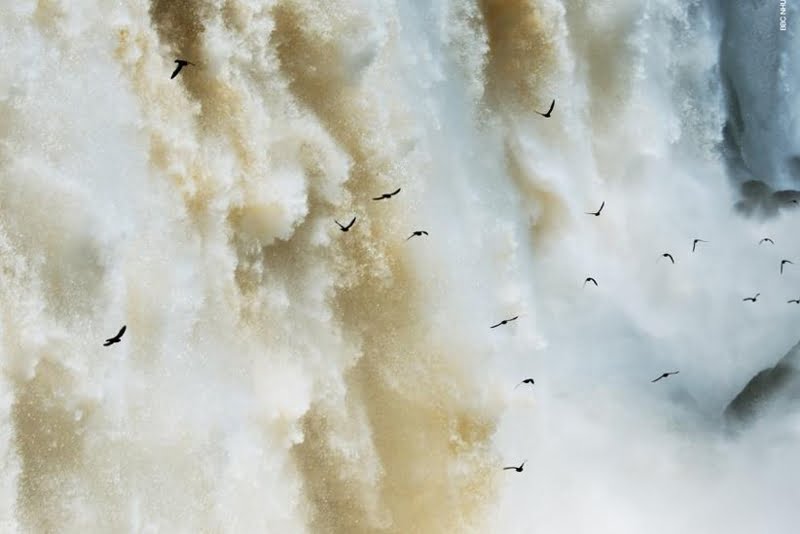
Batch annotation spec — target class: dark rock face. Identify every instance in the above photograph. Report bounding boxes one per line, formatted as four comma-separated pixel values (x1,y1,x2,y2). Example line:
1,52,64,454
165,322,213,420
724,340,800,425
733,180,800,217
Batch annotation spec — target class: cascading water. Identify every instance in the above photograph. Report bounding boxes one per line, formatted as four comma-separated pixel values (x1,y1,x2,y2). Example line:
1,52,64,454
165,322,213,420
0,1,798,532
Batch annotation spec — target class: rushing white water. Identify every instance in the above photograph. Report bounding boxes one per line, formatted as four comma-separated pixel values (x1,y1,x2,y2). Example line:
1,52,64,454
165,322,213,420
1,0,799,532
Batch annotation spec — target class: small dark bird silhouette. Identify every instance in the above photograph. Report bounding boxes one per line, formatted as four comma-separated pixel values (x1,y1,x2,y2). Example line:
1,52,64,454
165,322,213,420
372,188,401,201
491,316,519,329
536,100,555,118
514,378,535,389
651,371,679,383
788,298,800,304
406,230,429,241
104,325,127,347
781,260,794,274
660,253,675,264
503,460,526,472
584,277,598,287
759,238,774,245
743,293,760,302
585,201,605,216
335,217,356,232
171,59,195,79
692,239,708,252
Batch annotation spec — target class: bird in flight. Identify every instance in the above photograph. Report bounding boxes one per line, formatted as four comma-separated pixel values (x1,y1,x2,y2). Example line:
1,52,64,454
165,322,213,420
759,237,774,245
406,230,429,241
584,277,598,287
503,460,526,472
171,59,195,79
335,217,356,232
491,316,519,329
788,298,800,304
536,99,555,118
692,239,708,252
743,293,761,302
651,371,679,383
372,188,401,201
514,378,535,389
104,325,127,347
781,260,794,274
585,201,605,216
660,253,675,264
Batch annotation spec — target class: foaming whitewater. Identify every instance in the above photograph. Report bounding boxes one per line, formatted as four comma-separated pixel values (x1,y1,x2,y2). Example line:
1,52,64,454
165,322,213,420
0,1,798,532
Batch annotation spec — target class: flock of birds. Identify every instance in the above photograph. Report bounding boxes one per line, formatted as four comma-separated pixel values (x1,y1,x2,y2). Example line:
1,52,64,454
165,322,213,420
99,65,797,476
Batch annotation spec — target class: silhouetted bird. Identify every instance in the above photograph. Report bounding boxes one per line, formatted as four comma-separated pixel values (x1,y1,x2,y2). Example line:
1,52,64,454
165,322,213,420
335,217,356,232
104,325,127,347
491,316,519,329
781,260,794,274
514,378,535,389
651,371,679,383
661,253,675,264
584,277,598,287
743,293,760,302
171,59,194,79
788,298,800,304
536,99,555,118
372,188,401,201
503,460,526,472
692,239,708,252
585,201,605,216
406,230,429,241
759,237,774,245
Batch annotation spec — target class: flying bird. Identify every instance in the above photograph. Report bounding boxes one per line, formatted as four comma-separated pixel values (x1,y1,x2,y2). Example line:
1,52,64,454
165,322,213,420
759,238,774,245
104,325,127,347
372,188,401,201
660,253,675,264
692,239,708,252
788,298,800,304
171,59,195,79
743,293,761,302
406,230,429,241
514,378,535,389
584,277,598,287
585,201,605,216
781,260,794,274
651,371,679,383
503,460,526,472
535,99,555,118
491,316,519,329
335,217,356,232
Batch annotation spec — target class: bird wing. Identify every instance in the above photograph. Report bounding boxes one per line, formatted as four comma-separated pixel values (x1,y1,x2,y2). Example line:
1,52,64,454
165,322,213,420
599,201,605,212
651,376,663,383
116,325,126,338
509,316,519,322
372,195,383,200
170,65,182,79
547,100,555,114
347,217,356,228
490,322,501,329
391,188,401,196
335,220,344,229
503,467,516,470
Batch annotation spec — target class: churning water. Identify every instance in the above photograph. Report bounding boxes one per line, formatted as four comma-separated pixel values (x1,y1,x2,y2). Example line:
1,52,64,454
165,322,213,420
1,0,799,532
